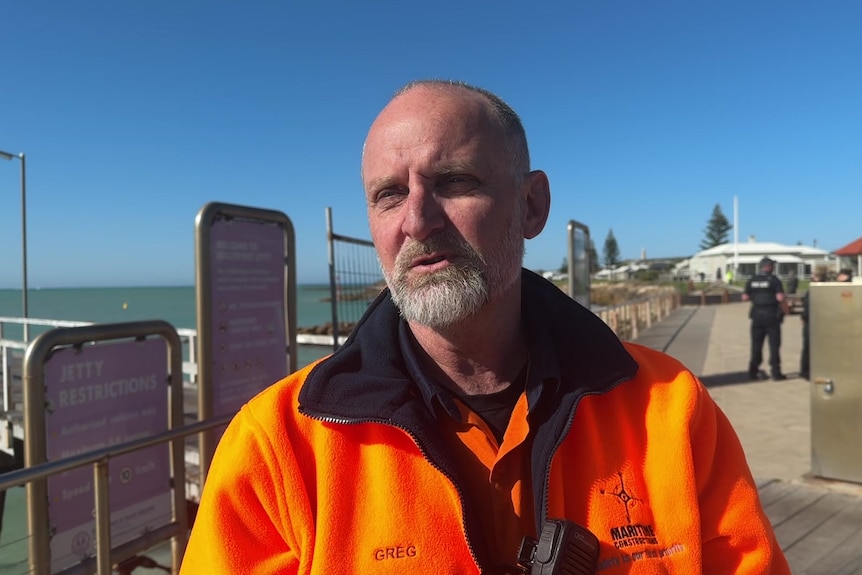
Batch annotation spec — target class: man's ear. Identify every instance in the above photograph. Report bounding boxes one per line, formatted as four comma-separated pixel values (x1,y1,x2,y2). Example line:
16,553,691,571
522,170,550,239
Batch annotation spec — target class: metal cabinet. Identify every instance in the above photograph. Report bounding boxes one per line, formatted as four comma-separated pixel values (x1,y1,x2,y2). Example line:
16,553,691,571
810,283,862,483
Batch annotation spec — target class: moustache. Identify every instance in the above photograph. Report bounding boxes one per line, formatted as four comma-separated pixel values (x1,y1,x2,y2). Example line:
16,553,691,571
395,234,481,270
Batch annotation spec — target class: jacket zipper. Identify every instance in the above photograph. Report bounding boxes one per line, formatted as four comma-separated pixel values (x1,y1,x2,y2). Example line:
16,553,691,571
300,411,483,572
539,375,635,524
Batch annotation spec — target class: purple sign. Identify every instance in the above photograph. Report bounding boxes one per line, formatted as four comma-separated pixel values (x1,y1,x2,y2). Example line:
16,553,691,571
43,338,172,572
209,218,288,417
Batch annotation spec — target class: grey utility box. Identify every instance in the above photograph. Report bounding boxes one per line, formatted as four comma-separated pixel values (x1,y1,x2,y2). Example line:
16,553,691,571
810,282,862,483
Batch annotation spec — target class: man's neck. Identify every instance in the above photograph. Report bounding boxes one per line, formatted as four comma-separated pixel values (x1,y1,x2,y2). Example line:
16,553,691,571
407,286,527,396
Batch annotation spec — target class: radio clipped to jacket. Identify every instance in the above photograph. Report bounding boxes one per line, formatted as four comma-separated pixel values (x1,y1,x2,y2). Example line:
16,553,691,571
516,519,600,575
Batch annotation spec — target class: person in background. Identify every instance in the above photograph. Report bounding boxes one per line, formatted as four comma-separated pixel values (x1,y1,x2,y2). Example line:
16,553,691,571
799,267,825,380
743,257,787,381
786,270,798,294
180,80,789,574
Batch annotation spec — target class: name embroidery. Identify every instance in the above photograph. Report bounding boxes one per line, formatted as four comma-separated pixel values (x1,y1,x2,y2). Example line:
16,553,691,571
373,545,417,561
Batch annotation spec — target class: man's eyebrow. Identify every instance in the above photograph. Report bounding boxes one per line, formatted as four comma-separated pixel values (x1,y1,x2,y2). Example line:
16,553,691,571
434,163,474,176
365,163,479,196
365,176,399,195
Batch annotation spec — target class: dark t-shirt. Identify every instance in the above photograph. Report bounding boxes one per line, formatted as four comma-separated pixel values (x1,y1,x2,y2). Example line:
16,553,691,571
457,363,528,444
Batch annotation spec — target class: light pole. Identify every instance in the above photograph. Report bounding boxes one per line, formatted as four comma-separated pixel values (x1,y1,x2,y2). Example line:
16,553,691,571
0,150,28,341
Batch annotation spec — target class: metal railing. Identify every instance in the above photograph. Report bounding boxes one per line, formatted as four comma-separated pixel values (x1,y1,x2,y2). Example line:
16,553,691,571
0,414,232,575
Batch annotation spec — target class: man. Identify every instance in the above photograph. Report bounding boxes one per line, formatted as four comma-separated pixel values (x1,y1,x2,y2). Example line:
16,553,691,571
181,81,789,573
786,270,798,295
742,257,787,381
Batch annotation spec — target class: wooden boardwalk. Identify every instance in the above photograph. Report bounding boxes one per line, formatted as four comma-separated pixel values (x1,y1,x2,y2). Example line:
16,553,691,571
760,479,862,574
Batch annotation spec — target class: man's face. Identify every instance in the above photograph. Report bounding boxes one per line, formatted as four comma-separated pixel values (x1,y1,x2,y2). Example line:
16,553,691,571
361,87,526,328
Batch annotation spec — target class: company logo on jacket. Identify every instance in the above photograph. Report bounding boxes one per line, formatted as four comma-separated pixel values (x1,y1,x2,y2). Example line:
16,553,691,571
594,470,686,571
601,471,658,549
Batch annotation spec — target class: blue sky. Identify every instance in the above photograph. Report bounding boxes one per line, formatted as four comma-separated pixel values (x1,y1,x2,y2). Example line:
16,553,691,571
1,1,860,288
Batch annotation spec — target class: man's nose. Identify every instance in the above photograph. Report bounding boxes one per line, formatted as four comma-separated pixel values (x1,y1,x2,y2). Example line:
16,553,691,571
401,188,445,241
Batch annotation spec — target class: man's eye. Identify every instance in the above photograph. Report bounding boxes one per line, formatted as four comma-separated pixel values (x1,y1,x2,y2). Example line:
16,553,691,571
440,175,478,193
374,188,406,204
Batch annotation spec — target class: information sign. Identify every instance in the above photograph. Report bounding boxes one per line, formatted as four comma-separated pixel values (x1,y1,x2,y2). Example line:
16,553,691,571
208,217,288,417
42,338,172,572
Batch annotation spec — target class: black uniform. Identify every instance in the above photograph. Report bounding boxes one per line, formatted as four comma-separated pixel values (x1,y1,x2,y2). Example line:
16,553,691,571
799,289,811,379
745,262,785,380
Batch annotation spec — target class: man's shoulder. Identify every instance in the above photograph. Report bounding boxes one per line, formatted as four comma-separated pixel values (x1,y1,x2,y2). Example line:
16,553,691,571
612,343,707,411
246,359,326,411
621,342,696,384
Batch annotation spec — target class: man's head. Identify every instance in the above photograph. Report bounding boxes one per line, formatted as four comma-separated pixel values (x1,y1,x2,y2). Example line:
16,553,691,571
361,80,550,328
813,265,827,282
759,257,775,275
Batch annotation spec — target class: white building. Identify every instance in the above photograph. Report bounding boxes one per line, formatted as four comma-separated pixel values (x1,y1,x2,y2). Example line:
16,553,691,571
594,261,651,281
682,238,833,281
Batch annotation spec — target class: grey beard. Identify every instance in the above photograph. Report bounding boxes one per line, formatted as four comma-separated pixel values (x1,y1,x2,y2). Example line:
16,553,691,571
381,221,524,328
388,262,489,328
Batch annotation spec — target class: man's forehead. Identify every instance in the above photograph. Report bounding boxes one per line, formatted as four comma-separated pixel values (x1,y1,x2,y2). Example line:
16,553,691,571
389,83,485,109
363,90,497,167
373,86,492,132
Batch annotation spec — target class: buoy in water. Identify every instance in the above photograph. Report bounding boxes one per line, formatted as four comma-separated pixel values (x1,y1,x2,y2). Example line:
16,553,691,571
122,302,128,310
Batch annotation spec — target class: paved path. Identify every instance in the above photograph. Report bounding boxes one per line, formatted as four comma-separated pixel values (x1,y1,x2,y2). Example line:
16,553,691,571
635,302,862,573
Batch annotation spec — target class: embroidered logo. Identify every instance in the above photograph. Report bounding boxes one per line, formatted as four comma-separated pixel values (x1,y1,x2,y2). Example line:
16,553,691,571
601,471,643,524
595,470,687,571
600,472,657,549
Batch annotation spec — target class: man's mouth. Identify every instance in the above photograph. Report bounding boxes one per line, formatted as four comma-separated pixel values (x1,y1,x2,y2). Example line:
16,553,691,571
414,254,446,267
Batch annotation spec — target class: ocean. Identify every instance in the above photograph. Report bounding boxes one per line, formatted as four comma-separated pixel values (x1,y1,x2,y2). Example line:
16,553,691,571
0,284,357,368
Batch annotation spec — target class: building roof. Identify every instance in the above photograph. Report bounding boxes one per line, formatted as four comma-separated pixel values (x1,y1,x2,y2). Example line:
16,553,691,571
735,254,802,264
695,241,830,258
833,236,862,256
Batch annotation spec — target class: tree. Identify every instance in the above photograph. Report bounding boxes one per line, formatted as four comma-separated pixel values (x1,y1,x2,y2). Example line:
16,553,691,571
558,257,567,274
700,204,732,250
603,229,620,269
587,239,600,274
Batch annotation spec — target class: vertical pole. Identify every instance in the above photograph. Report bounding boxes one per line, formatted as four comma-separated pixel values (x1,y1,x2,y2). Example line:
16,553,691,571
24,337,50,575
733,195,739,280
567,222,575,300
168,329,188,572
326,208,340,352
94,459,112,575
20,153,29,342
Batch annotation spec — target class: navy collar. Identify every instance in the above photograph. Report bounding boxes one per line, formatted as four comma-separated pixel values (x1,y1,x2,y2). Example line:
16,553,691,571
397,291,562,424
298,269,636,422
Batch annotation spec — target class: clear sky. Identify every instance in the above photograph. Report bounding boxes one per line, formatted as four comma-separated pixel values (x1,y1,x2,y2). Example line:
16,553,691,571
1,1,860,288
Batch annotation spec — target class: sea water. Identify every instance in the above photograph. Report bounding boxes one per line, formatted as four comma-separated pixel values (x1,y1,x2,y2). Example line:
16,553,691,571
0,284,348,367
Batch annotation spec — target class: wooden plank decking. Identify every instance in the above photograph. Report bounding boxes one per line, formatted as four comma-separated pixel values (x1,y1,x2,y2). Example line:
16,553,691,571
760,479,862,574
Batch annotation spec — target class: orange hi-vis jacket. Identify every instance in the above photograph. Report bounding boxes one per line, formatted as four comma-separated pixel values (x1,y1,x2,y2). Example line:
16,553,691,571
181,270,790,574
